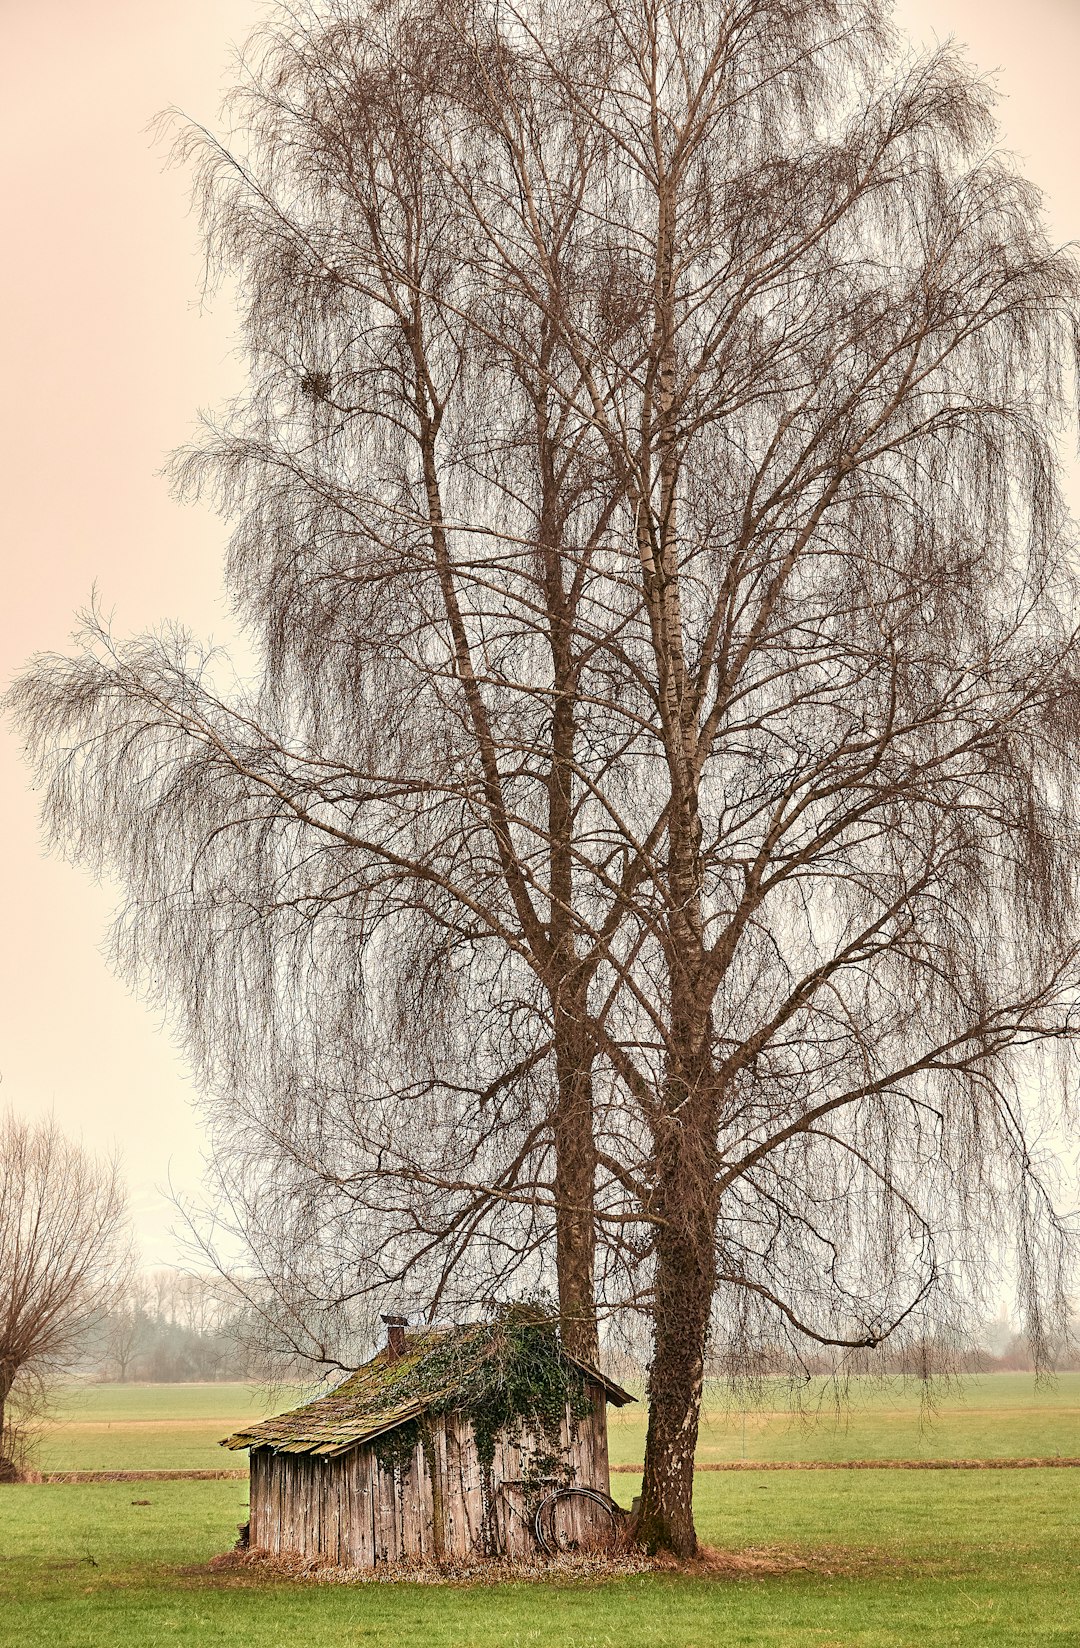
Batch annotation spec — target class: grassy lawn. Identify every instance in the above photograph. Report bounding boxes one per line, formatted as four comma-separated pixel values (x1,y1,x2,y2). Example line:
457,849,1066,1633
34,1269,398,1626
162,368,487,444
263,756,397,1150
2,1375,1077,1647
2,1470,1078,1646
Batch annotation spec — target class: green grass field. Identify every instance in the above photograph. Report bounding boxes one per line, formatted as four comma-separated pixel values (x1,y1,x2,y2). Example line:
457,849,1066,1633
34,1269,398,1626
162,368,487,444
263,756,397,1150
2,1375,1078,1647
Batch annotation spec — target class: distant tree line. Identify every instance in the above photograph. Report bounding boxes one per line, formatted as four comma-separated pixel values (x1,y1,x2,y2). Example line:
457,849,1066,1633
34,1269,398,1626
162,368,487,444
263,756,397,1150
705,1324,1080,1381
84,1271,262,1384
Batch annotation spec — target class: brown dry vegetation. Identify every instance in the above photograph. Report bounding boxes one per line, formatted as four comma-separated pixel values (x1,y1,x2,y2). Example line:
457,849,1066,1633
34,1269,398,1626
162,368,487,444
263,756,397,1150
201,1538,893,1588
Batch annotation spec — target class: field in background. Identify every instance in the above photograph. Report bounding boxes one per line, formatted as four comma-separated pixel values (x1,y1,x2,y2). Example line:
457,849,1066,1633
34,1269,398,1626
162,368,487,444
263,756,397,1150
34,1383,306,1474
3,1374,1078,1647
34,1371,1080,1472
614,1370,1080,1465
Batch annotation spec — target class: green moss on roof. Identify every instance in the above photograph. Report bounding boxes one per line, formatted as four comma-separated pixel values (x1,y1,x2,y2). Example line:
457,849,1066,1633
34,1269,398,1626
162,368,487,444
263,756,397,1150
220,1310,633,1459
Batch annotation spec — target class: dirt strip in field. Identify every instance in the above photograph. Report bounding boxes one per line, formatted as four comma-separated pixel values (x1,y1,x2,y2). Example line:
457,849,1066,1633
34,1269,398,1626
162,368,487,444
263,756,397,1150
23,1469,250,1483
613,1457,1080,1472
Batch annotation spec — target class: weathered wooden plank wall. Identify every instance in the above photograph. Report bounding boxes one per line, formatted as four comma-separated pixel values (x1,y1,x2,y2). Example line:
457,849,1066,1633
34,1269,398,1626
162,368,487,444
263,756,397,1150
248,1385,613,1567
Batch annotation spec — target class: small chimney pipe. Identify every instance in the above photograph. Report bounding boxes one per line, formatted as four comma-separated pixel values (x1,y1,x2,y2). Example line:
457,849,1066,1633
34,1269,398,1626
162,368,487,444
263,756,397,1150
381,1314,408,1360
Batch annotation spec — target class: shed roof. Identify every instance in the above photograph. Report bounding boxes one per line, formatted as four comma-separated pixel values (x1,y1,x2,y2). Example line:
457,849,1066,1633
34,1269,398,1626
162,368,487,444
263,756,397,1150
221,1316,635,1458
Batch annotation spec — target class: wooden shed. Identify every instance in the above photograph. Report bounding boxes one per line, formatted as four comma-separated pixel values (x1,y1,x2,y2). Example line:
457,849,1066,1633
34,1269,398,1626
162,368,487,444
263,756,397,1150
221,1310,634,1568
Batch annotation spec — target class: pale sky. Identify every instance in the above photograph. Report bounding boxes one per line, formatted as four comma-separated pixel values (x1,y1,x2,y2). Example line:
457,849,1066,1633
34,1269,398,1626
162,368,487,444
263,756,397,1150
2,0,1079,1267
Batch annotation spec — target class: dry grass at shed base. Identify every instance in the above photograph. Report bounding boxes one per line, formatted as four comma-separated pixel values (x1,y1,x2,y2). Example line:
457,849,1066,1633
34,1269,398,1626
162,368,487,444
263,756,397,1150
204,1538,889,1588
206,1543,657,1586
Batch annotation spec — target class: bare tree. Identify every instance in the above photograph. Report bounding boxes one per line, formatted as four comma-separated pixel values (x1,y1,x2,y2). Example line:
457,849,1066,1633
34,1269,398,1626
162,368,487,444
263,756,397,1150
97,1269,254,1381
464,0,1080,1552
104,1274,148,1383
10,0,1080,1554
0,1112,131,1477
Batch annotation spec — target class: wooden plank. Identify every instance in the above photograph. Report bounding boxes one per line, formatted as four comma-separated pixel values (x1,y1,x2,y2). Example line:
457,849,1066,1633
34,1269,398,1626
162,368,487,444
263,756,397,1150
382,1459,400,1562
417,1432,435,1562
260,1453,270,1553
497,1430,534,1558
443,1418,460,1559
400,1452,417,1562
414,1451,428,1560
301,1458,316,1556
281,1456,292,1553
442,1416,467,1558
358,1448,371,1568
434,1419,453,1558
346,1447,370,1568
491,1434,509,1555
355,1451,366,1566
269,1452,283,1553
592,1385,611,1494
364,1447,379,1568
292,1460,301,1554
373,1456,393,1563
248,1451,260,1548
347,1449,361,1567
342,1454,353,1566
456,1416,479,1556
334,1455,349,1567
265,1451,275,1551
283,1458,296,1554
399,1448,423,1561
320,1458,330,1558
300,1459,308,1553
390,1457,403,1560
455,1414,488,1557
434,1425,448,1557
367,1448,378,1567
347,1449,363,1567
323,1456,342,1564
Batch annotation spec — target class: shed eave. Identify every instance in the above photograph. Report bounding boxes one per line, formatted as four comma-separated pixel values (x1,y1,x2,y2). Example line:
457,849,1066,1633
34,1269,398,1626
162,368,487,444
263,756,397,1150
564,1355,637,1407
219,1402,431,1456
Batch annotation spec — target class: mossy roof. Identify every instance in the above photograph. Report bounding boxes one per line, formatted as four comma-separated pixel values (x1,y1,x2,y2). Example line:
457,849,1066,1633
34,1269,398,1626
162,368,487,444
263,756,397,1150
220,1319,634,1458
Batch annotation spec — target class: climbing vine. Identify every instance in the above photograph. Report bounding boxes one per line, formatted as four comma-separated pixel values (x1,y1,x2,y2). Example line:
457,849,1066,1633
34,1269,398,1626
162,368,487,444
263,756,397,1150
372,1417,423,1476
381,1304,592,1472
